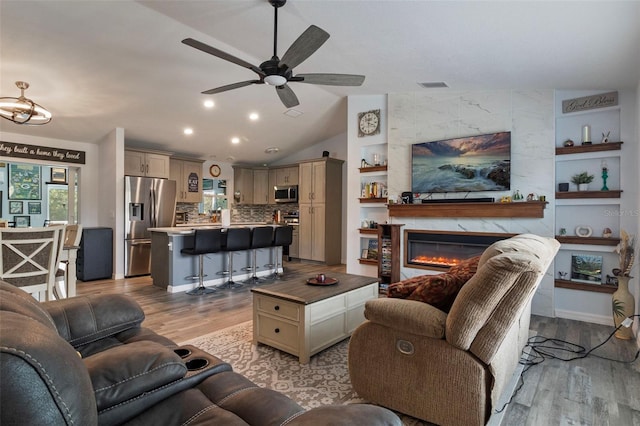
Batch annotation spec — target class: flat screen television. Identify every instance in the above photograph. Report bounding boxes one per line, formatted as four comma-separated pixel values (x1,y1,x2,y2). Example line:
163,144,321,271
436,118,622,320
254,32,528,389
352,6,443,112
411,131,511,194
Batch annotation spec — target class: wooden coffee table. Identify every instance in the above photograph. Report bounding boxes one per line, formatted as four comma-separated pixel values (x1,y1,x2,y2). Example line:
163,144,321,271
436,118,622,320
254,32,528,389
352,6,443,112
251,272,379,363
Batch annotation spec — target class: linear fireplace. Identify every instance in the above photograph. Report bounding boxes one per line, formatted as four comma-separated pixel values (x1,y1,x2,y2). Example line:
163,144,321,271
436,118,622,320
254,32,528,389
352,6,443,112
404,230,513,271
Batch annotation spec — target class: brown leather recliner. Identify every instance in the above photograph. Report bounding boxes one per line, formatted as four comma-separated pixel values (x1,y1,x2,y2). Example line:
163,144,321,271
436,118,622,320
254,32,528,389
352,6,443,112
0,281,401,426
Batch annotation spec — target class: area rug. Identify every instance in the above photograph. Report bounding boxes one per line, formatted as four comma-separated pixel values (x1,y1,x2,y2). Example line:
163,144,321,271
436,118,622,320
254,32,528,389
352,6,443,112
179,321,430,425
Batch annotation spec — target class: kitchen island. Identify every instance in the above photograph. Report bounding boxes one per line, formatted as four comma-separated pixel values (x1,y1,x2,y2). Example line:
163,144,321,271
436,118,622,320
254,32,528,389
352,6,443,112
149,223,280,293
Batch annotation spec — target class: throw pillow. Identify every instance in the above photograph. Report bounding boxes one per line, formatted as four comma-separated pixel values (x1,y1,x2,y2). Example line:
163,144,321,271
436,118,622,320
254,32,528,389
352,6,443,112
387,256,480,312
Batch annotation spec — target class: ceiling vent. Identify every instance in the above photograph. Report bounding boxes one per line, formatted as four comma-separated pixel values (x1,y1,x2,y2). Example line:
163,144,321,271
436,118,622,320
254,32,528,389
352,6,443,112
284,108,303,118
417,81,449,89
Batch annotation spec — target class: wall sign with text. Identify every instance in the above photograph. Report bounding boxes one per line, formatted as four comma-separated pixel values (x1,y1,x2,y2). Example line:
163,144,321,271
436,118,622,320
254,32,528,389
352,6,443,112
0,141,86,164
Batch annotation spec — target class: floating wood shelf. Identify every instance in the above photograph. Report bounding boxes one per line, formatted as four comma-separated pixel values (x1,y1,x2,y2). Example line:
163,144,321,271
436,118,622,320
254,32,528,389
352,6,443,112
358,165,387,173
387,201,547,218
555,190,622,199
556,236,620,246
555,141,623,155
358,228,378,234
358,258,377,265
359,197,387,203
555,279,617,294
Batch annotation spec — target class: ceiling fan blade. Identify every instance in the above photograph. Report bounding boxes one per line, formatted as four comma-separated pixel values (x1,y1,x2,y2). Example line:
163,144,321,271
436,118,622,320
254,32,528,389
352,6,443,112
278,25,330,70
275,84,300,108
182,38,265,76
202,80,262,95
296,73,365,86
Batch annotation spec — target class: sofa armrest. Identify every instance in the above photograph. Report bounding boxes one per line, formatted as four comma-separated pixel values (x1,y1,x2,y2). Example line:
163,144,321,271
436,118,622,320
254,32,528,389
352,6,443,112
84,341,187,413
286,404,401,425
364,298,447,339
42,294,145,347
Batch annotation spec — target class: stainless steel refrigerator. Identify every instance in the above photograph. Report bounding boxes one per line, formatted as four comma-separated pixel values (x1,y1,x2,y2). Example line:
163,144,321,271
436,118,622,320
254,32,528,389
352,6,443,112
124,176,176,277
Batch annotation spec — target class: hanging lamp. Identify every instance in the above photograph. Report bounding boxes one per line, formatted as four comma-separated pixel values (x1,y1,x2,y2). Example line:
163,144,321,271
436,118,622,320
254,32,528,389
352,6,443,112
0,81,52,125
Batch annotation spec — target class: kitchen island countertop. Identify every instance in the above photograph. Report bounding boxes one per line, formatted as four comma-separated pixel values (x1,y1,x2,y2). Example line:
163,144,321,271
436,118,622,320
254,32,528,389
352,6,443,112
149,222,273,235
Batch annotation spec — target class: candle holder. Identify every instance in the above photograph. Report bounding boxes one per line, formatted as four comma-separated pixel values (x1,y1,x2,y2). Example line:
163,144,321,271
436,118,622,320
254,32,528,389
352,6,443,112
581,124,592,145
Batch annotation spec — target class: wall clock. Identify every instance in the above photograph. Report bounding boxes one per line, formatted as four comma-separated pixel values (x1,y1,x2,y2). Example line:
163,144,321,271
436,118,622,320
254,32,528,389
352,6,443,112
357,109,381,137
209,164,221,177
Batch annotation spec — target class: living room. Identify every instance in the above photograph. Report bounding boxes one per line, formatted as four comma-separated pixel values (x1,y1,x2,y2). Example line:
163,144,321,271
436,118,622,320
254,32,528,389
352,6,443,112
1,1,639,425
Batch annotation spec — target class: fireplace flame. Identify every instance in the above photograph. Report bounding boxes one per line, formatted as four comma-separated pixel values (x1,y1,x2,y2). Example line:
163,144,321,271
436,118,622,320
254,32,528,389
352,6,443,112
410,255,464,267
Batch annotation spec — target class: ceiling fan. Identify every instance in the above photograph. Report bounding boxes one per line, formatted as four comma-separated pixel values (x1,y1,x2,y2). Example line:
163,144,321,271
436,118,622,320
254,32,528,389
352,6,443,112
182,0,365,108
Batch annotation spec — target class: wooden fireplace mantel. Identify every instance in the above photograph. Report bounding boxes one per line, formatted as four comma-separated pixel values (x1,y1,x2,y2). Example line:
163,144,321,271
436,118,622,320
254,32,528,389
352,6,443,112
387,201,547,218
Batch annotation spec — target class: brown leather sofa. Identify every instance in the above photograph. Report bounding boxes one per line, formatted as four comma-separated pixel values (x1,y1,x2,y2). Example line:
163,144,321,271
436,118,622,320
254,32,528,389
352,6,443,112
348,234,560,426
0,280,401,426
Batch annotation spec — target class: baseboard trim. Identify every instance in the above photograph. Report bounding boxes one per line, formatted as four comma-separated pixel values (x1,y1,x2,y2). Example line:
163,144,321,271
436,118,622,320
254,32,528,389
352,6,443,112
554,309,613,326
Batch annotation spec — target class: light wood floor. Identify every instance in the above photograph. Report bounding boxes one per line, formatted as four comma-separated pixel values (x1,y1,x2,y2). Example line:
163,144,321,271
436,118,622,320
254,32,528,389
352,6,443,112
76,260,345,342
76,261,640,425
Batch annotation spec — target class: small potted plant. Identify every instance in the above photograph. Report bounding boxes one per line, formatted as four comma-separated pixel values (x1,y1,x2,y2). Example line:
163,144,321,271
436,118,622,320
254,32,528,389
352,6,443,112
571,171,594,191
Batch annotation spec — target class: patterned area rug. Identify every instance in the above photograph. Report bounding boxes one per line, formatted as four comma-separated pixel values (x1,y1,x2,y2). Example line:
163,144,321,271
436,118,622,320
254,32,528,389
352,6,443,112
179,321,430,425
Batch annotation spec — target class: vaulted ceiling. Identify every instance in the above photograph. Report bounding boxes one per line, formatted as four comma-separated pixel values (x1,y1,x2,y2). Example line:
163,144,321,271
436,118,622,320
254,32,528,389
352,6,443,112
1,1,639,165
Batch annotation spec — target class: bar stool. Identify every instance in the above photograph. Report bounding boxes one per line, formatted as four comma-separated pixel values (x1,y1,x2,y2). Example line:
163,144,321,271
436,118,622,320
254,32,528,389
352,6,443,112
270,226,293,280
220,227,251,289
181,229,223,295
243,226,274,284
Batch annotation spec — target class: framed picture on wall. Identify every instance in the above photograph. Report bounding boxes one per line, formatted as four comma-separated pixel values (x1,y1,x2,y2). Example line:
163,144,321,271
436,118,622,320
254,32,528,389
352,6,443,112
9,201,23,214
28,202,41,215
8,164,41,200
14,216,30,228
50,167,68,184
570,253,603,284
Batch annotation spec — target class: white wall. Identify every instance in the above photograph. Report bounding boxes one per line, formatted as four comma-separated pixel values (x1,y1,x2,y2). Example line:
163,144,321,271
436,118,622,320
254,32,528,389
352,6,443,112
553,89,638,325
98,128,124,278
346,89,639,322
0,130,127,278
0,131,102,226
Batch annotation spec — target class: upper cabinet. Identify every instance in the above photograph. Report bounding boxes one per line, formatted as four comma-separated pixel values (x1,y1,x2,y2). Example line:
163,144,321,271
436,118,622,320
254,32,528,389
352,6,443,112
233,166,254,204
252,169,269,205
170,158,203,203
125,149,170,179
268,165,299,204
299,161,327,204
275,166,299,186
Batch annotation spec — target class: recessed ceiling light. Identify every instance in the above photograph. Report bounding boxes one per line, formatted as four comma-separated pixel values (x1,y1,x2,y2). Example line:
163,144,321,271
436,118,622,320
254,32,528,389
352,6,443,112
417,81,449,89
231,137,240,144
284,108,303,118
184,128,194,135
203,99,215,108
249,112,259,121
265,147,279,154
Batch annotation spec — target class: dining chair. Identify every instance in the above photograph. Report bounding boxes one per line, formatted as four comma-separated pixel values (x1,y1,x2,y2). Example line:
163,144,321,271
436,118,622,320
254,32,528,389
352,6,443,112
53,224,82,299
0,227,61,301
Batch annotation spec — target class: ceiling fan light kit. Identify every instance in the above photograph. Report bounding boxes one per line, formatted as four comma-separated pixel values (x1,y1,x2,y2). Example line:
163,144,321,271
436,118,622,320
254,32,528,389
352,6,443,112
0,81,52,125
182,0,365,108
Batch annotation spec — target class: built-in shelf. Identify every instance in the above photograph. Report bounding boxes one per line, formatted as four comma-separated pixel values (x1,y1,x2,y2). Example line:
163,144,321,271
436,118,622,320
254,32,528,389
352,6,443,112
387,201,547,218
555,190,622,199
555,141,623,155
556,236,620,246
359,165,388,173
358,258,377,265
359,197,387,203
359,228,378,234
554,279,617,294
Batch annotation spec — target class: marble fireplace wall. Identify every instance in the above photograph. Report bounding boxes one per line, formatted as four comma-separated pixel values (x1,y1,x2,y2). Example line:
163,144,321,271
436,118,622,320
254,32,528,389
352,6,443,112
386,90,556,316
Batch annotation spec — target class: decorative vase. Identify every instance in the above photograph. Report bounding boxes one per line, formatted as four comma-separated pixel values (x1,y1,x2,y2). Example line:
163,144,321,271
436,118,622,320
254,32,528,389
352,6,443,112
612,276,635,339
578,183,589,191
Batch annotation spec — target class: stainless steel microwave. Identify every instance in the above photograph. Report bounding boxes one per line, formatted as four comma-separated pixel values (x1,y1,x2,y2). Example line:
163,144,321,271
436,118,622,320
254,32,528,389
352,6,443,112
274,185,298,203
